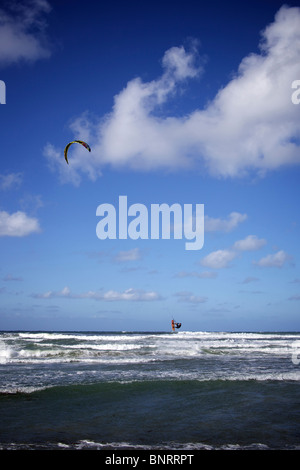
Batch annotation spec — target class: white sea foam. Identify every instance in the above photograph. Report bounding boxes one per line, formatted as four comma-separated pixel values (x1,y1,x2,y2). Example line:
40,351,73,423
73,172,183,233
1,331,299,391
0,339,13,364
2,331,298,363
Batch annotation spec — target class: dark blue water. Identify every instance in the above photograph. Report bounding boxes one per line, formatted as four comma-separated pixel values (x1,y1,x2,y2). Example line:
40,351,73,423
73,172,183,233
0,331,299,449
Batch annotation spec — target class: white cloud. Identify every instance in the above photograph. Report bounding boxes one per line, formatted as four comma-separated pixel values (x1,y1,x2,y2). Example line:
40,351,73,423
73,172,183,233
0,210,41,236
175,291,207,303
254,250,291,268
101,288,160,301
200,249,237,269
205,212,247,232
0,173,23,190
33,286,162,301
0,0,51,67
175,270,217,279
114,248,142,262
162,44,201,80
45,44,203,184
46,6,300,184
200,234,288,270
233,235,267,251
44,143,78,185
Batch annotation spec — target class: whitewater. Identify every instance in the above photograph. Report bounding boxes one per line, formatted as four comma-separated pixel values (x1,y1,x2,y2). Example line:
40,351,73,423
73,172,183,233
0,330,299,449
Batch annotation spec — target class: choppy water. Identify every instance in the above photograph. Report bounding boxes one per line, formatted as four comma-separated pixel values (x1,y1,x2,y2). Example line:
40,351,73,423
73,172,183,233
0,330,299,450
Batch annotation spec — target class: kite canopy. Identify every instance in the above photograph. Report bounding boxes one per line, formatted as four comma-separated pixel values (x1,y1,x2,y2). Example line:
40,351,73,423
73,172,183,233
64,140,91,164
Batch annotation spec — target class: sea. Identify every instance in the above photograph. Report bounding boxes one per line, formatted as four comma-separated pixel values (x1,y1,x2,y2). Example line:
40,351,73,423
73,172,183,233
0,330,299,456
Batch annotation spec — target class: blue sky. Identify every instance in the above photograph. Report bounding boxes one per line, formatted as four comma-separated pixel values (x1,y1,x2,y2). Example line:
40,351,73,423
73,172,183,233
0,0,300,331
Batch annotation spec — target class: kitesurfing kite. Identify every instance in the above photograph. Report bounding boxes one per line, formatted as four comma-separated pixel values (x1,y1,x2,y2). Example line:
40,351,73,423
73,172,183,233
171,319,182,332
64,140,91,164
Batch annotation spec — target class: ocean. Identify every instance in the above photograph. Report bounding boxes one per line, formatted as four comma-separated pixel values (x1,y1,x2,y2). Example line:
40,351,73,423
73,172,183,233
0,330,299,453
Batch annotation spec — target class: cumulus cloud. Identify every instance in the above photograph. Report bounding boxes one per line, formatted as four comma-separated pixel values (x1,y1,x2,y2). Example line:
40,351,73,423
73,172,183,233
114,248,142,262
200,249,237,269
205,212,247,232
254,250,292,268
233,235,267,251
0,210,41,236
175,291,207,303
201,233,289,270
0,0,51,66
46,6,300,184
101,288,160,301
33,286,162,301
44,43,203,183
0,172,42,237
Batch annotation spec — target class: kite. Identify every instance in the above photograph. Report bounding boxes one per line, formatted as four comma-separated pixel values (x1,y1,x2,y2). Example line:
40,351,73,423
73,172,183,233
64,140,91,164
